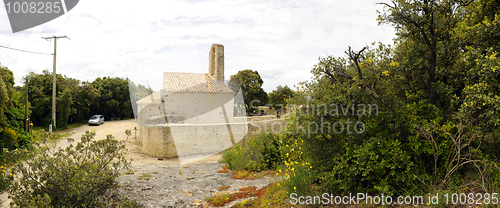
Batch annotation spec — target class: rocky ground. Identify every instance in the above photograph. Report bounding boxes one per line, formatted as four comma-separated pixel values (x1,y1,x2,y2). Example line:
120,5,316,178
116,162,276,208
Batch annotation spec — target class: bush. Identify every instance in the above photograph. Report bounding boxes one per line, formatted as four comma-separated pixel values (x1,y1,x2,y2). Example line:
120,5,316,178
221,133,284,171
6,130,130,207
0,164,13,193
278,137,313,196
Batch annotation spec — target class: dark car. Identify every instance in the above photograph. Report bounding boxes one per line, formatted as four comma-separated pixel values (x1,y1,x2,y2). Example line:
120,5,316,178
88,115,104,126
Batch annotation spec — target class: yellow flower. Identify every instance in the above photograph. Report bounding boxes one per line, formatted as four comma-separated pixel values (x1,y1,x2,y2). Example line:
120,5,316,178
294,187,296,190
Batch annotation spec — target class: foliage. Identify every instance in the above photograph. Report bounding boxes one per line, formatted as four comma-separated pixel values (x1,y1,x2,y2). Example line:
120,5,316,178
205,185,267,207
6,130,130,207
220,133,283,172
231,182,288,208
125,129,132,141
229,69,268,114
0,164,13,193
92,77,134,120
0,64,14,123
256,0,500,198
25,70,152,129
278,137,313,196
267,85,293,110
0,64,33,162
128,82,154,118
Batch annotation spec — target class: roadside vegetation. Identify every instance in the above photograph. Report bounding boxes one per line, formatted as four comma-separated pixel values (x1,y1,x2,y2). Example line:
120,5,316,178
0,130,139,207
2,0,500,207
1,62,145,207
216,0,500,207
23,71,153,130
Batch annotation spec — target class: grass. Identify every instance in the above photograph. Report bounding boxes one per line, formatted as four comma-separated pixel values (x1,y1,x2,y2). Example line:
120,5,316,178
231,182,288,208
32,120,88,132
205,183,289,208
218,165,276,180
205,186,267,207
137,173,153,180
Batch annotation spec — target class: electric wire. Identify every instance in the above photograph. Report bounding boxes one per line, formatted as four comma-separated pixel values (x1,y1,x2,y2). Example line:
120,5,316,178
0,45,53,55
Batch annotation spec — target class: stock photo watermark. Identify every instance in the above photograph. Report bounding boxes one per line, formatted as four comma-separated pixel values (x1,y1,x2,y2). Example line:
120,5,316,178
3,0,79,33
250,100,379,137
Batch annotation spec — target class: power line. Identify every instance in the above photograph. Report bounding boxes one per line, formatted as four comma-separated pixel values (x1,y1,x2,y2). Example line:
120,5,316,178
0,44,53,55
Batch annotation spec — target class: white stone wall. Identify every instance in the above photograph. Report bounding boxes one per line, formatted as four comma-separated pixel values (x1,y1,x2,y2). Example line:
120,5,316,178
164,92,234,124
136,92,235,125
139,116,286,161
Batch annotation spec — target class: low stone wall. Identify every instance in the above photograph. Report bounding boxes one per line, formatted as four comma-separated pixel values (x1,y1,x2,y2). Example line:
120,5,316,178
138,117,286,158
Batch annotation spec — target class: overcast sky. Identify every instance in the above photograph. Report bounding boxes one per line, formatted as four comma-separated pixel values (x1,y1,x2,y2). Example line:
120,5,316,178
0,0,395,93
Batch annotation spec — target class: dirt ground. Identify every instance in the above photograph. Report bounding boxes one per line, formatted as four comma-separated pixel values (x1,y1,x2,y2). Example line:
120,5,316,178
0,119,272,208
55,119,224,165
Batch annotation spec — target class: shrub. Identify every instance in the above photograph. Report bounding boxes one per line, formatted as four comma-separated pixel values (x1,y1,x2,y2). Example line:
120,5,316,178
220,133,284,171
7,130,130,207
279,137,313,196
0,164,13,193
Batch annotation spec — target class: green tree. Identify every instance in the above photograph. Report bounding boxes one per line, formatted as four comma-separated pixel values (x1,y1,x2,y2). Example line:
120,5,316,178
92,77,133,120
281,0,500,196
69,81,100,123
0,63,33,157
0,64,14,123
128,81,154,117
378,0,469,115
228,69,268,114
268,85,293,110
25,70,81,128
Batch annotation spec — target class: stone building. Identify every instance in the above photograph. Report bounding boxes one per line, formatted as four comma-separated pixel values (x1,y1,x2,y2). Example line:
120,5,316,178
135,44,249,163
136,44,241,125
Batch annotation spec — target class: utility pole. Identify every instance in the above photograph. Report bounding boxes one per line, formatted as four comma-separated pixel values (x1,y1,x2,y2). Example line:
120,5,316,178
25,77,28,132
42,35,69,129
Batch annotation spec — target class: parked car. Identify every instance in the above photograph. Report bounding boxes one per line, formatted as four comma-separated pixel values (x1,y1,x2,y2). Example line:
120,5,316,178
88,115,104,126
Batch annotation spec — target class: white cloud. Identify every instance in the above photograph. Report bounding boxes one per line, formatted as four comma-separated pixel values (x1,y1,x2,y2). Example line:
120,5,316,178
0,0,395,93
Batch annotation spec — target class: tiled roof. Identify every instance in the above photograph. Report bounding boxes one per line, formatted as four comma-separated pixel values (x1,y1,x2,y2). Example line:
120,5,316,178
163,72,233,94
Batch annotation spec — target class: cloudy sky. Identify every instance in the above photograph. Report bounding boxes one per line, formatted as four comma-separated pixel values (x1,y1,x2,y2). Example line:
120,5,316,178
0,0,395,93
